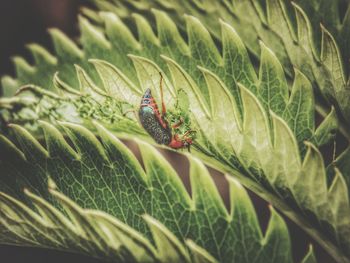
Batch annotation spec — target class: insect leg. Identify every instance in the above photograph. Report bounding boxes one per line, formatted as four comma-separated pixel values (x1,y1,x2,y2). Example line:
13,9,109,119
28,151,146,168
171,117,184,129
182,130,196,138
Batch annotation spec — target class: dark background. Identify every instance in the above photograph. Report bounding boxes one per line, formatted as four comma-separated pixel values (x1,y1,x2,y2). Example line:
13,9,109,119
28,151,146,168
0,1,335,262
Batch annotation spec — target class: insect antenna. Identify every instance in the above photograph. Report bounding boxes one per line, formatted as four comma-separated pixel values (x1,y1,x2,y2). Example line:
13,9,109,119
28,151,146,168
159,72,167,117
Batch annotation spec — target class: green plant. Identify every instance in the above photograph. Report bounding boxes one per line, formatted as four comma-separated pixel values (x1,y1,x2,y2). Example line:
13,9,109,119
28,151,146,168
1,0,349,262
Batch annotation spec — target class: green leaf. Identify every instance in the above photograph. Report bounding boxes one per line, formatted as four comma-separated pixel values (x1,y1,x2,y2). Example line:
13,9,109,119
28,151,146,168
1,121,297,262
84,0,350,136
258,41,288,117
282,69,314,154
1,9,349,262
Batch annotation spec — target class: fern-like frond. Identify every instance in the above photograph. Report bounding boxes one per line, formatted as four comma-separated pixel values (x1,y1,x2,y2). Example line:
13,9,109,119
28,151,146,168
1,5,349,263
87,0,350,135
0,121,306,263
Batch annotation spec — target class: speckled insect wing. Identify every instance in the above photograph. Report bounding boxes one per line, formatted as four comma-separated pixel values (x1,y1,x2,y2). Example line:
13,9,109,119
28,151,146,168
139,88,172,145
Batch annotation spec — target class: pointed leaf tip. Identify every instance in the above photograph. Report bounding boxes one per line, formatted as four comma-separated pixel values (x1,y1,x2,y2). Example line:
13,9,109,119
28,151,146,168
143,214,191,263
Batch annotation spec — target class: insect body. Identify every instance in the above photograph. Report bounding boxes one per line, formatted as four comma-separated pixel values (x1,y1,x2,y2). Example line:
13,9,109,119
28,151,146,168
139,73,194,150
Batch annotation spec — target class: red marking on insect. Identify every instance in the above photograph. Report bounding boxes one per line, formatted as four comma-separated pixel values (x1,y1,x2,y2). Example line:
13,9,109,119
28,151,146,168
139,73,195,151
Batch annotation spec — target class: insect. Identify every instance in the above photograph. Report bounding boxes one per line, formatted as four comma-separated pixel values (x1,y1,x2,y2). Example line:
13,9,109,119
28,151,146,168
139,73,195,151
